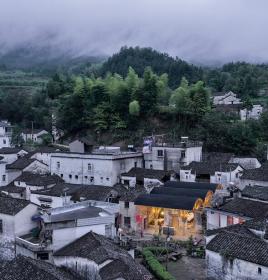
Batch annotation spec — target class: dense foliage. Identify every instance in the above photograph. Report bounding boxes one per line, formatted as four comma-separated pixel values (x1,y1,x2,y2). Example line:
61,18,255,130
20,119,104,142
0,47,268,159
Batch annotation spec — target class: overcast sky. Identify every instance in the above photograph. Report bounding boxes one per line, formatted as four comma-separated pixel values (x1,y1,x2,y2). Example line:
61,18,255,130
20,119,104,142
0,0,267,64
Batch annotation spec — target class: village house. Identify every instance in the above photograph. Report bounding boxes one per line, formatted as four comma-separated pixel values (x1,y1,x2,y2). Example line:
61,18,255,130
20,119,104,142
30,146,66,166
206,196,268,230
21,128,49,144
5,156,49,185
123,181,219,239
0,147,28,164
239,162,268,189
0,256,79,280
180,161,243,187
53,231,152,280
15,200,119,261
143,136,202,171
213,91,242,105
50,147,143,187
69,136,94,153
240,104,263,121
0,120,12,149
0,196,39,260
121,167,174,189
206,223,268,280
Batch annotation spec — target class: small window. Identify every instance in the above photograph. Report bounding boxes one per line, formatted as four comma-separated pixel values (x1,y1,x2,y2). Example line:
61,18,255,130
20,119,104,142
84,176,88,180
150,164,153,169
106,178,109,181
90,176,94,183
3,139,6,144
134,162,137,168
235,173,239,178
100,177,103,183
57,162,60,169
258,267,262,275
75,175,78,180
0,220,3,233
88,163,92,171
60,174,63,178
157,150,164,157
18,181,20,185
125,201,129,208
69,174,72,179
2,175,6,182
181,150,186,159
37,252,49,260
124,217,131,226
120,162,125,170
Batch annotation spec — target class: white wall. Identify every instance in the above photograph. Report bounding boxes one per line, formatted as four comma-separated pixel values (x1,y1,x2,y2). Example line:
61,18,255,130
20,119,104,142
30,193,70,208
51,152,143,187
52,224,108,250
119,201,137,231
206,249,268,280
31,152,52,166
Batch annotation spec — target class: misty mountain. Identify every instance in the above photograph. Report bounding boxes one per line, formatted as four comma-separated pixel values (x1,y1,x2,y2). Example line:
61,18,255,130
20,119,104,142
0,45,105,73
100,47,203,89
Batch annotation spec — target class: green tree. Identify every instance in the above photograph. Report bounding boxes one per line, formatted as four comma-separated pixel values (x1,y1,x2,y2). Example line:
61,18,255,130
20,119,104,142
129,100,140,116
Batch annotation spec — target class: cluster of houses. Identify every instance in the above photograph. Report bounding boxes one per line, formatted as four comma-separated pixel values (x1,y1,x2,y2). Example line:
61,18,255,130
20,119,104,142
0,120,268,279
212,91,263,121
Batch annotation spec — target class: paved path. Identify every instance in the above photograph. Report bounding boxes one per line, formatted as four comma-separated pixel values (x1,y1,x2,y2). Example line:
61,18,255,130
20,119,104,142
167,256,206,280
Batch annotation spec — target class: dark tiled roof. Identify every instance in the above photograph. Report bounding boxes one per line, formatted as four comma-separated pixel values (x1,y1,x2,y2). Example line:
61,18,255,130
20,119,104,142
54,232,151,280
181,161,240,175
33,146,65,153
15,172,62,186
119,185,146,202
7,157,37,170
31,183,82,197
0,256,80,280
0,147,26,154
206,232,268,267
242,185,268,202
135,193,199,210
218,198,268,219
76,185,118,201
243,217,268,231
121,167,171,181
151,186,211,200
164,181,218,191
0,196,32,215
240,162,268,182
206,223,257,237
0,183,25,194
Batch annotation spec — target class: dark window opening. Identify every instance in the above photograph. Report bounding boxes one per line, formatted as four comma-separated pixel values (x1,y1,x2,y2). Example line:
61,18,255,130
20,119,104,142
124,217,131,226
37,252,49,260
124,202,129,208
157,150,164,157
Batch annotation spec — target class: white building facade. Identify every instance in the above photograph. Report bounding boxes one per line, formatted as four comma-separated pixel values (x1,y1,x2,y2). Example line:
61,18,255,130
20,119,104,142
50,150,143,187
0,121,12,148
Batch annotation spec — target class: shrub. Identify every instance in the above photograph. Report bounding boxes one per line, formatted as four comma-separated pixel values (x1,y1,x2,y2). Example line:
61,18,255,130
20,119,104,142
142,248,176,280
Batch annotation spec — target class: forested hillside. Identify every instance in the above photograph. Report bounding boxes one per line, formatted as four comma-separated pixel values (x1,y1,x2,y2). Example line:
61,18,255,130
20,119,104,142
0,46,268,159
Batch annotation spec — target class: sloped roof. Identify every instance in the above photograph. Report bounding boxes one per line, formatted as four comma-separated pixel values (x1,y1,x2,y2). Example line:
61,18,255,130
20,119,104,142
206,223,257,237
181,161,240,175
206,231,268,267
242,185,268,202
240,162,268,182
15,172,62,186
135,193,198,210
164,181,218,191
151,186,211,200
21,128,48,135
218,198,268,219
0,183,25,194
243,217,268,231
0,147,26,154
0,256,80,280
54,232,151,280
121,167,171,181
7,158,36,170
0,196,32,215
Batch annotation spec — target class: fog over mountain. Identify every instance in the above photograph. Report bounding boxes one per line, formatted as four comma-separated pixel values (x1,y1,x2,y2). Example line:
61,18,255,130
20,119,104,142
0,0,267,65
